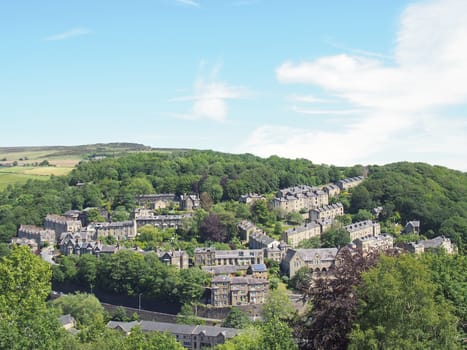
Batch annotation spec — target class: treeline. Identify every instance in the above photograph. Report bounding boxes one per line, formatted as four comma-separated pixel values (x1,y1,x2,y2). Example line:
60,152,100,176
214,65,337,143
0,150,357,243
53,251,210,305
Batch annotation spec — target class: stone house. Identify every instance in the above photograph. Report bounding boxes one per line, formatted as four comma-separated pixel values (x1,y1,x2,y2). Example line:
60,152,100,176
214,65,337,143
133,208,192,229
345,220,381,241
10,237,39,253
249,231,279,250
59,232,120,256
17,224,55,246
90,220,137,240
264,244,289,263
281,248,338,278
271,185,329,214
403,236,455,254
239,193,265,205
237,220,259,242
354,234,394,254
210,276,269,307
202,265,248,277
402,220,420,234
179,194,201,211
309,202,344,221
246,263,268,279
321,184,341,198
194,248,264,267
44,214,82,241
107,320,238,350
282,222,321,248
336,176,364,190
157,250,189,269
135,194,178,210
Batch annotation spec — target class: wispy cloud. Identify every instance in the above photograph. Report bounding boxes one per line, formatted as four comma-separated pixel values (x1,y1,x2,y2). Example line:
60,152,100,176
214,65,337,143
44,27,91,41
240,0,467,170
176,0,200,7
290,106,362,115
170,64,250,122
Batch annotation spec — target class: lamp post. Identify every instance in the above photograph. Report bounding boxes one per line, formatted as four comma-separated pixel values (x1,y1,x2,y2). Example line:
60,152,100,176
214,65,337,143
138,293,143,311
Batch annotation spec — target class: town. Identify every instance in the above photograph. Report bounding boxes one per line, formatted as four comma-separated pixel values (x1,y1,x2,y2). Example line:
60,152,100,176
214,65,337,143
9,174,456,349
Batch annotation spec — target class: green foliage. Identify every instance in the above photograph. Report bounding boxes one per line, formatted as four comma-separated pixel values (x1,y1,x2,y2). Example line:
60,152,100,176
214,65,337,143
363,162,467,253
176,303,205,325
297,236,321,249
111,306,130,322
286,211,304,225
51,293,105,331
0,246,66,349
121,327,184,350
223,307,251,329
261,289,295,322
352,209,375,222
86,208,106,223
178,268,211,304
321,227,350,248
288,266,312,290
349,254,460,350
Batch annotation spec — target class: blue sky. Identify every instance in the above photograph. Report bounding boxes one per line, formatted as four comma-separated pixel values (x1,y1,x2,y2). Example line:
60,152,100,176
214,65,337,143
1,0,466,170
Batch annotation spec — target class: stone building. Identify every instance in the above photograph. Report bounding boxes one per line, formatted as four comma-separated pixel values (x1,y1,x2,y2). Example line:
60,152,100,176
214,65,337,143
321,184,341,198
17,224,55,246
281,248,338,278
309,202,344,221
402,220,420,234
237,220,259,242
239,193,265,205
59,233,119,256
345,220,381,241
44,214,82,240
403,236,455,254
336,176,364,190
282,222,321,248
135,194,178,210
354,234,394,254
210,276,269,307
179,194,200,211
133,208,192,229
10,237,39,253
107,320,238,350
246,264,268,279
249,231,279,250
271,185,329,214
157,250,189,269
90,220,137,240
194,248,264,267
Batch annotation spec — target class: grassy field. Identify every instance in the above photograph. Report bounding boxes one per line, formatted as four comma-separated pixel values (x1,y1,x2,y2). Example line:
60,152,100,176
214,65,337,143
0,143,185,190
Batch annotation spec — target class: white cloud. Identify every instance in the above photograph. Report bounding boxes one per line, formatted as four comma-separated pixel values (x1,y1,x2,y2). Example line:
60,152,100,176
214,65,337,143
176,0,200,7
287,94,332,104
170,66,250,122
241,0,467,170
44,28,91,41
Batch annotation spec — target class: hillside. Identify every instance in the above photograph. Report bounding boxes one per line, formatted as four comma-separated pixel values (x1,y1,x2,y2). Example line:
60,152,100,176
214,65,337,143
0,150,466,252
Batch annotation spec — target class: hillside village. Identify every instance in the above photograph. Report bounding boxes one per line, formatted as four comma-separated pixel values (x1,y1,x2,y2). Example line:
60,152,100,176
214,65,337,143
8,174,457,349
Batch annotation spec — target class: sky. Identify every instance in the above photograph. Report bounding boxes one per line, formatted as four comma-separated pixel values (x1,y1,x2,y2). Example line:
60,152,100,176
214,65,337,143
1,0,466,171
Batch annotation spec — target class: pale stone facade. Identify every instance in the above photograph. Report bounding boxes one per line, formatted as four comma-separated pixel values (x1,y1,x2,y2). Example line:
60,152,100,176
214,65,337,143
282,222,321,248
17,224,55,246
281,248,338,278
211,276,269,307
271,185,329,214
354,234,394,254
249,231,279,250
309,202,344,221
336,176,364,190
44,214,82,241
194,248,264,267
157,250,189,269
90,220,137,240
345,220,381,241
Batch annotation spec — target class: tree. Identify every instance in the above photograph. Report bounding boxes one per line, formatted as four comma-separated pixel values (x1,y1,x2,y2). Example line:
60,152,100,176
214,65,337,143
178,268,211,304
352,209,375,222
262,289,295,322
294,248,385,350
122,326,184,350
287,211,305,225
261,316,299,350
0,246,66,349
321,228,350,248
251,199,271,225
223,307,251,329
176,303,205,325
298,236,321,249
112,306,130,321
349,186,372,213
348,254,460,350
51,293,105,330
200,213,228,242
